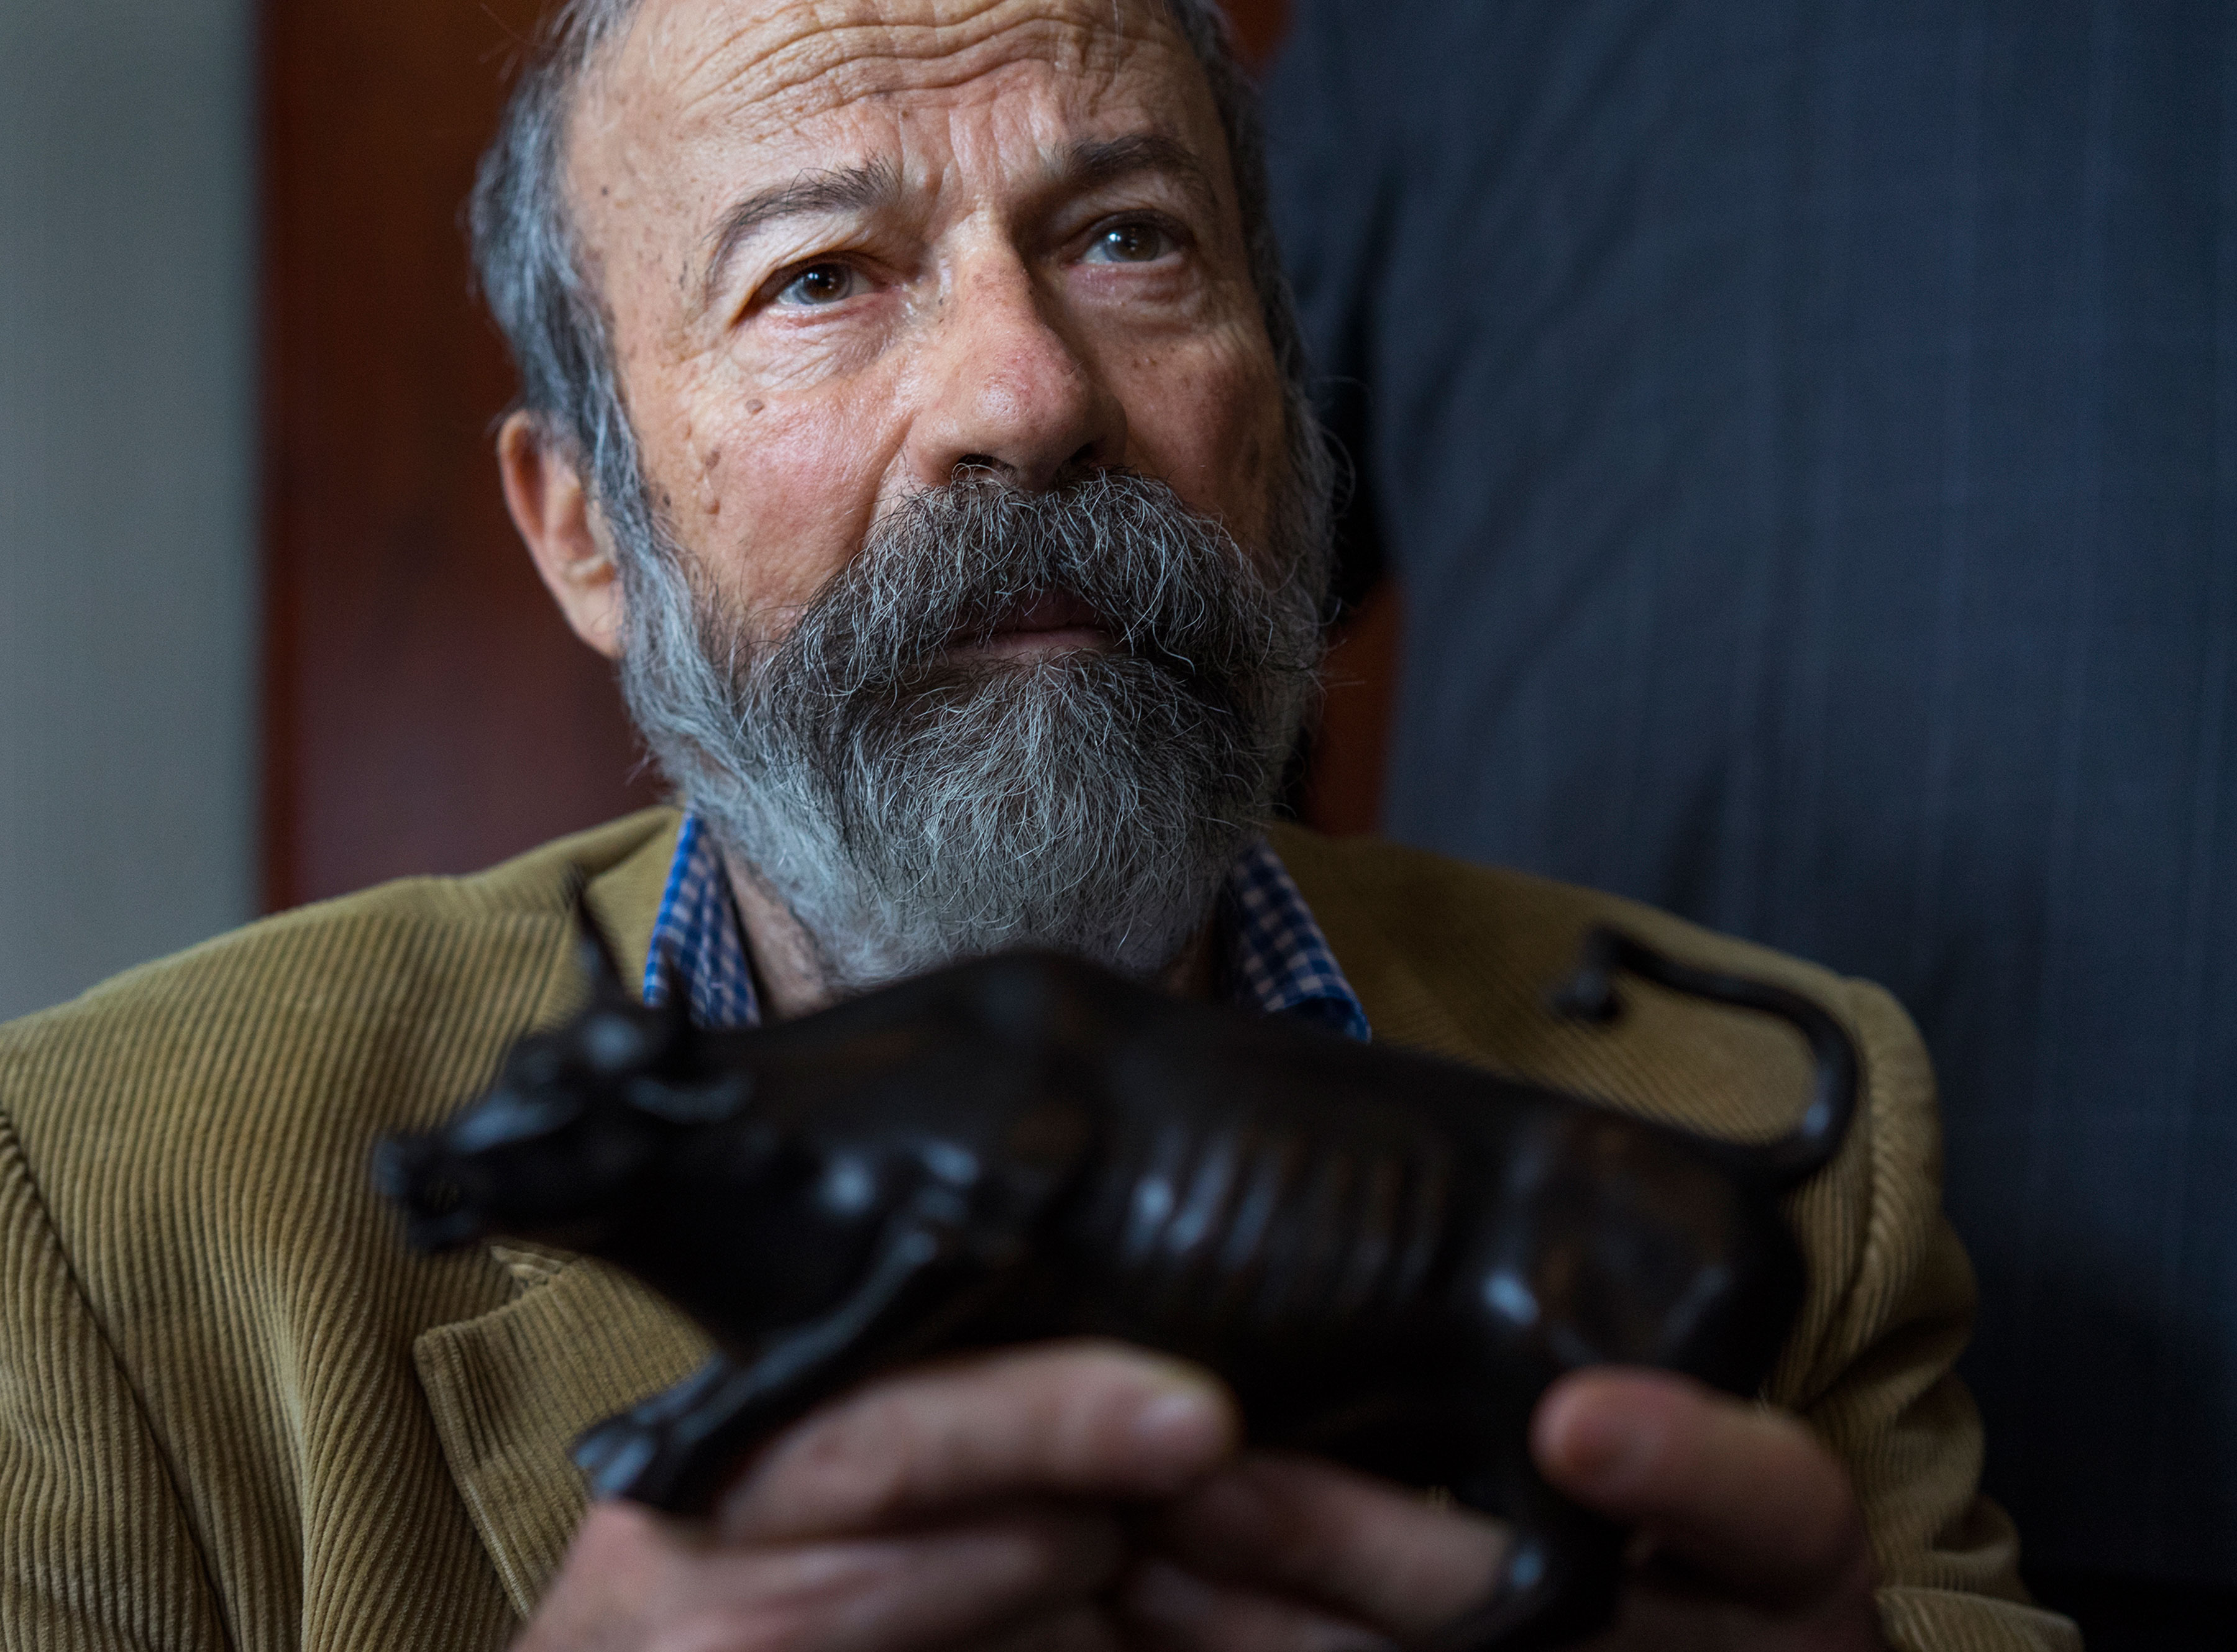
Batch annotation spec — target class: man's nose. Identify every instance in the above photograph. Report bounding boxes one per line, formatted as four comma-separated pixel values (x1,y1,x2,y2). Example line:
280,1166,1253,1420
905,260,1127,492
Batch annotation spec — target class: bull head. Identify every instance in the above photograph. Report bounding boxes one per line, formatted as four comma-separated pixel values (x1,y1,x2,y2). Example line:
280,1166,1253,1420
372,896,752,1254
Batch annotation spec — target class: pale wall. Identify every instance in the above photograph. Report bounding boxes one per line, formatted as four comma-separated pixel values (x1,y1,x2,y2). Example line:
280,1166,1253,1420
0,0,257,1020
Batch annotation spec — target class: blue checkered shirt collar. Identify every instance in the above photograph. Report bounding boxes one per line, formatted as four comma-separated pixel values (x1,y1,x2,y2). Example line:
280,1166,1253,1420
644,810,1371,1043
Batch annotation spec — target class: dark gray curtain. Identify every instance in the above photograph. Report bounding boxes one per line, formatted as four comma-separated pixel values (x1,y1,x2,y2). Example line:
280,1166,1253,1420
1265,0,2237,1607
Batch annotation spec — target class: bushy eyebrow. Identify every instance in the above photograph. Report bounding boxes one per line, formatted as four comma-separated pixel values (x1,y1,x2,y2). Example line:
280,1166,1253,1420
694,132,1220,315
1056,133,1220,219
698,159,901,311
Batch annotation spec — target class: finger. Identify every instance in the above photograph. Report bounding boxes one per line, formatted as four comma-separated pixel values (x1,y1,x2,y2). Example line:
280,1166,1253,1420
582,1499,1130,1652
1145,1453,1509,1639
1119,1558,1394,1652
1531,1369,1873,1609
718,1340,1240,1541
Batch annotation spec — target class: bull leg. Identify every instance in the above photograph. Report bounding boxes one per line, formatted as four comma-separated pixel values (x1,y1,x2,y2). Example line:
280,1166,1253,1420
574,1203,986,1515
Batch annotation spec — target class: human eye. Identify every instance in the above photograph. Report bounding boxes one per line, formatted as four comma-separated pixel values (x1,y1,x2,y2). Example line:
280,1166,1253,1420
1080,219,1178,266
772,261,861,307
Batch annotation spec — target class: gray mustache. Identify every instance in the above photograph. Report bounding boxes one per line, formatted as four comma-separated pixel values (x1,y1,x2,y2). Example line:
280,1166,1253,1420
764,472,1318,696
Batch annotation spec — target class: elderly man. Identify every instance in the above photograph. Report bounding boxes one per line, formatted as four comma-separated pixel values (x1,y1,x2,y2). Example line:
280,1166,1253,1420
0,1,2073,1650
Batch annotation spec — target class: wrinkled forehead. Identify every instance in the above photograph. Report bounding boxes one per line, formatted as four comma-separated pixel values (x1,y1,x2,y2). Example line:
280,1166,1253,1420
569,0,1224,248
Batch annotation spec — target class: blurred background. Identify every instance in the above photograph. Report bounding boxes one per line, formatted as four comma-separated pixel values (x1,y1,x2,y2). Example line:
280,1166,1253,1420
0,0,257,1020
1,2,2231,1648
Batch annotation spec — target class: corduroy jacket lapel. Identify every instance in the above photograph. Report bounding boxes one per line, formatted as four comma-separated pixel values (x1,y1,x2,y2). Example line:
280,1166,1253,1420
414,1257,709,1617
409,812,705,1617
1266,822,1488,1064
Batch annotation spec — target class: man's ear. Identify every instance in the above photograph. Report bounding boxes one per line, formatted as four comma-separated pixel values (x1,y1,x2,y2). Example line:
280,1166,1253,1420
500,411,624,660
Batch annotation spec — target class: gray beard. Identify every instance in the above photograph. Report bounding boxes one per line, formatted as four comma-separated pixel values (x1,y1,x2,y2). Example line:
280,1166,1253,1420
612,472,1325,997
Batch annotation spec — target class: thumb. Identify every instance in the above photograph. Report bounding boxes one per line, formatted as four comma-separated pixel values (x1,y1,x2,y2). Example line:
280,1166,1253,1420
1530,1369,1873,1610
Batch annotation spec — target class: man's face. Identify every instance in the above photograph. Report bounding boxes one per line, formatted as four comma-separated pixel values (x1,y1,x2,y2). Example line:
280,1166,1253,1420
567,0,1289,651
515,0,1321,998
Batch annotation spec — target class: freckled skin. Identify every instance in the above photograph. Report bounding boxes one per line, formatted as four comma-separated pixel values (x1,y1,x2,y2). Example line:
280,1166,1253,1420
563,0,1288,652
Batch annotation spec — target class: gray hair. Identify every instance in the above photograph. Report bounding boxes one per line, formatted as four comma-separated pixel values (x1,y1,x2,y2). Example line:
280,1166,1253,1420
467,0,1329,568
618,471,1325,989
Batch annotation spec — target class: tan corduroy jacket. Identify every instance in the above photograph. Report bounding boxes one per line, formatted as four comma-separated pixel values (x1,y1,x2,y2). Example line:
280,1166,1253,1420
0,811,2077,1652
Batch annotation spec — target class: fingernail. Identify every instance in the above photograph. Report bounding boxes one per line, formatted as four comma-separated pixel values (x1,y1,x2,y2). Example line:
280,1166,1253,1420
1131,1385,1228,1459
1551,1402,1649,1491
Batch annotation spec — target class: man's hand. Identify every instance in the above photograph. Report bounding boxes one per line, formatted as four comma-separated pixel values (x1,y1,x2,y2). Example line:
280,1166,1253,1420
515,1342,1238,1652
518,1353,1881,1652
1122,1369,1885,1651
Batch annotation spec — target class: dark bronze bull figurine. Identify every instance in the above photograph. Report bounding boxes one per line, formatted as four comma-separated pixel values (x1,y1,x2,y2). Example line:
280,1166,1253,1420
374,909,1856,1650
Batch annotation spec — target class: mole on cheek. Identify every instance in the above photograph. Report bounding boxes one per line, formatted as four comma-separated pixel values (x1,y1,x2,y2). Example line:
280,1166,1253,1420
748,400,766,415
696,445,723,516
